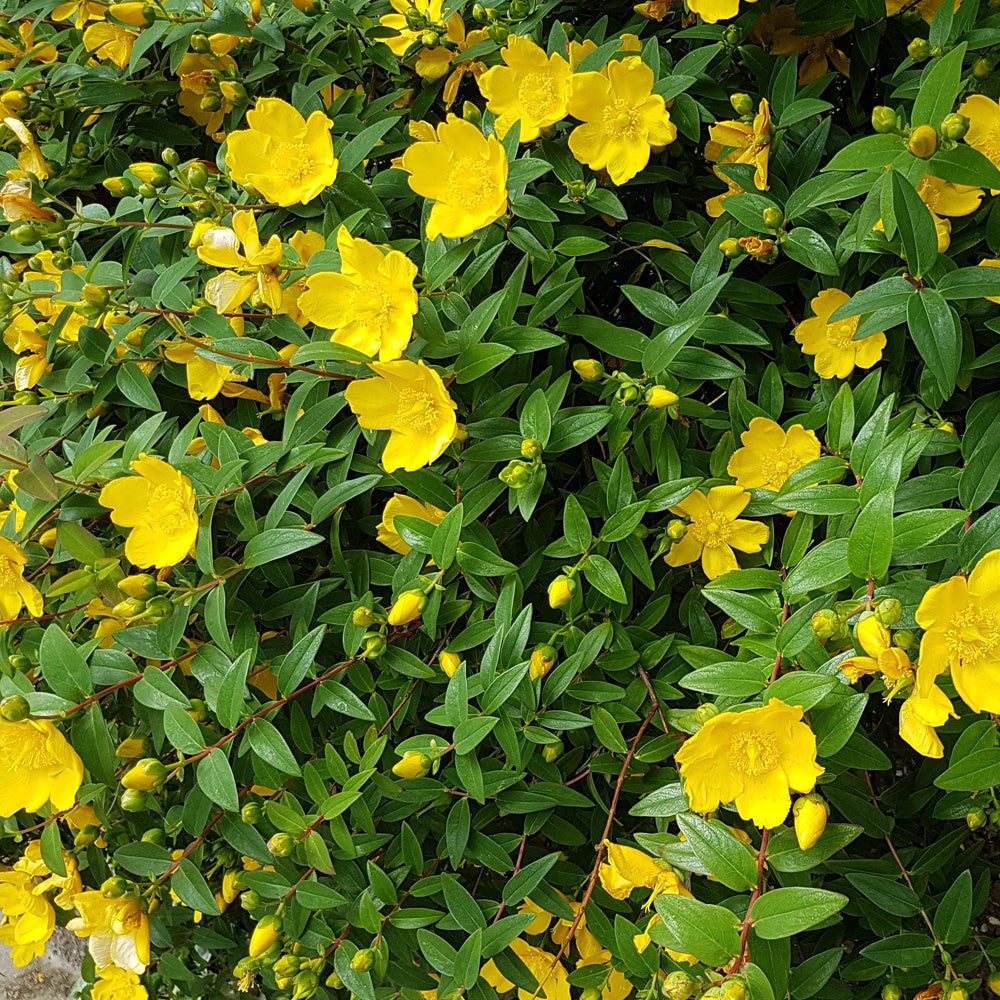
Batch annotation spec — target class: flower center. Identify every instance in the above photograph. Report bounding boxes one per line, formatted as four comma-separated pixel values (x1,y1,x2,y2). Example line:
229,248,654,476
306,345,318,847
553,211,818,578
149,484,190,537
826,319,858,352
727,729,779,776
517,72,559,119
447,156,497,209
945,605,1000,666
759,447,802,489
0,722,60,772
395,386,442,433
602,99,640,139
353,281,393,328
272,141,317,186
690,512,733,548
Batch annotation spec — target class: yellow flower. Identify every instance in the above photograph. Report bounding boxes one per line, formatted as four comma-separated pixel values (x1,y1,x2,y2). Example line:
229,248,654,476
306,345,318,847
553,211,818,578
481,939,571,1000
599,841,691,907
915,549,1000,714
279,229,326,322
0,178,56,222
163,338,254,401
751,6,851,85
477,35,571,142
0,23,58,71
376,494,447,555
897,684,956,758
633,914,698,967
727,417,820,492
704,100,771,216
83,22,138,68
52,0,106,28
794,288,886,380
664,485,769,580
98,455,199,568
225,97,338,206
568,38,598,69
837,615,912,687
64,802,107,847
297,226,418,360
567,56,677,185
0,537,43,620
429,23,490,107
93,966,149,1000
4,313,52,390
0,870,55,967
914,174,983,252
197,211,284,314
379,0,447,57
689,0,757,23
958,94,1000,184
0,717,84,817
886,0,961,22
398,115,509,240
345,359,458,472
176,50,236,138
675,699,824,828
517,898,553,935
3,115,49,179
68,892,151,974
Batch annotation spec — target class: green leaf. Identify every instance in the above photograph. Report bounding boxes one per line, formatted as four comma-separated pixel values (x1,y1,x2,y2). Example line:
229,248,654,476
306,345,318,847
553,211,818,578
890,170,938,278
910,42,967,127
847,489,895,580
859,932,935,968
455,542,517,576
563,495,592,552
41,816,67,877
276,625,326,697
196,748,240,812
933,869,972,945
906,288,960,398
891,509,967,555
114,841,174,878
750,888,847,939
651,895,741,966
783,228,839,276
244,528,324,568
171,857,221,916
582,554,627,603
501,852,559,906
590,706,628,754
164,703,206,754
246,718,301,775
766,825,863,872
934,748,1000,791
702,589,779,633
40,624,93,700
676,813,758,891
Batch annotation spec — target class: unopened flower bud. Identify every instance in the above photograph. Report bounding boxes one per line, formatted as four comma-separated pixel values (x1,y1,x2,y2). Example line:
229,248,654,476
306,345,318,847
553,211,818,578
762,206,784,230
439,650,461,677
941,112,969,141
241,802,262,824
387,589,427,626
548,574,576,609
499,459,534,488
405,6,426,28
529,643,557,681
130,161,171,186
0,695,30,721
793,793,828,850
722,24,741,45
140,827,165,845
1,90,29,112
721,983,747,1000
666,519,687,541
646,386,679,409
988,970,1000,996
185,162,209,188
162,147,179,166
966,805,987,830
730,92,753,116
871,106,898,133
574,358,604,381
120,788,148,811
580,990,603,1000
108,2,154,27
352,605,375,627
616,382,642,404
542,741,562,762
10,224,39,245
115,736,149,759
74,825,100,848
908,124,938,158
521,438,543,460
8,655,32,671
81,283,110,307
268,832,295,857
392,751,430,779
488,21,509,43
907,37,930,60
874,597,902,625
662,971,695,1000
695,703,719,725
112,597,148,620
881,986,902,1000
121,758,167,790
350,949,375,973
973,57,994,79
101,876,129,898
326,970,344,989
892,628,914,649
362,632,387,658
462,101,482,125
472,2,488,20
811,608,842,640
421,30,439,47
945,989,969,1000
240,889,263,910
249,915,282,958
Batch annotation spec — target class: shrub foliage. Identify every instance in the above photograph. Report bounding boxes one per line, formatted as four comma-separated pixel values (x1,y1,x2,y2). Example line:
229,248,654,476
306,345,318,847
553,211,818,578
1,0,1000,999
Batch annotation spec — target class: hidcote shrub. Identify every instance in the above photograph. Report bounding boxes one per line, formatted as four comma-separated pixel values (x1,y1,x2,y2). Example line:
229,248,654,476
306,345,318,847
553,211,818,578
1,1,1000,999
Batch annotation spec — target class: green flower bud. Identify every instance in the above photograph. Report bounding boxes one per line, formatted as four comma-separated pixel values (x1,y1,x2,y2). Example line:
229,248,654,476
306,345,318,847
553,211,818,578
499,460,533,488
542,742,562,762
350,949,375,973
462,101,482,125
881,985,902,1000
762,206,784,230
907,37,930,60
892,628,915,650
666,519,687,541
722,25,741,45
405,6,426,28
189,32,211,52
509,0,529,16
941,112,969,141
71,141,89,158
988,970,1000,996
521,438,543,460
101,876,129,898
10,224,39,245
488,20,509,43
268,832,296,857
161,147,179,166
240,889,263,910
973,57,994,79
662,972,695,1000
362,631,387,658
241,802,263,824
137,182,158,199
0,695,30,722
120,788,149,812
421,30,439,47
730,92,754,116
966,805,987,830
185,162,209,188
615,382,642,404
472,3,488,20
811,608,842,640
874,597,902,626
871,106,898,134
